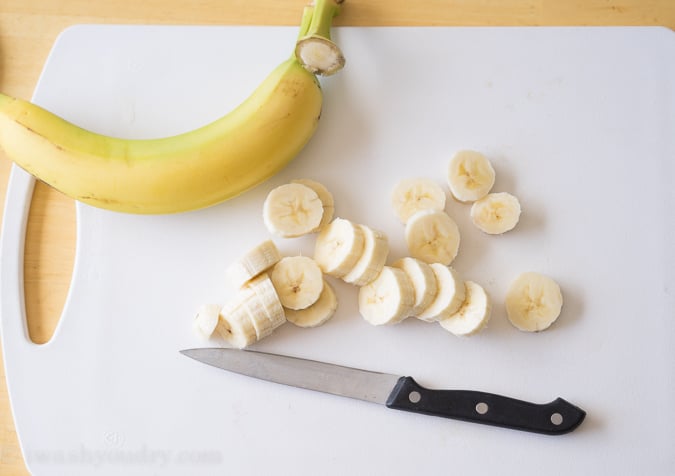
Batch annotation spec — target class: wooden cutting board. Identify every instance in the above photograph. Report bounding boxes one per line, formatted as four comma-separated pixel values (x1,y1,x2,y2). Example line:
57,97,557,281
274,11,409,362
1,25,674,475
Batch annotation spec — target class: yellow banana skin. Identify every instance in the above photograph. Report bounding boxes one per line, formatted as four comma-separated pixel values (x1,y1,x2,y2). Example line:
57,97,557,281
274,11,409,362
0,58,322,214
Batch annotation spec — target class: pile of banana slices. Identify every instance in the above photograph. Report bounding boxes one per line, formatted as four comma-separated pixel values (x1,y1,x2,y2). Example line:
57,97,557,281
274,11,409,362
194,151,564,348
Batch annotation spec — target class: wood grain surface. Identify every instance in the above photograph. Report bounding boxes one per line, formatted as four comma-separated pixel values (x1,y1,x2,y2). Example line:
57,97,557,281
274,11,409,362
0,1,673,474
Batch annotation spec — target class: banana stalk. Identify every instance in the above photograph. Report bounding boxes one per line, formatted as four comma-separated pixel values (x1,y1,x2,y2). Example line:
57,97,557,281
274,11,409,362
0,0,344,214
295,0,345,76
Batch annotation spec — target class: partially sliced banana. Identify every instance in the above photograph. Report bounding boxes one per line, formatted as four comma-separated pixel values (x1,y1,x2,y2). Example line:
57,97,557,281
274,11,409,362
314,218,366,278
343,225,389,286
417,263,466,322
471,192,521,235
405,210,460,265
192,304,221,339
244,273,286,339
217,294,258,349
225,239,281,288
292,178,335,232
358,266,415,326
391,178,446,224
285,280,338,328
505,272,563,332
447,150,495,202
439,281,491,336
270,256,324,310
263,183,323,238
392,257,437,317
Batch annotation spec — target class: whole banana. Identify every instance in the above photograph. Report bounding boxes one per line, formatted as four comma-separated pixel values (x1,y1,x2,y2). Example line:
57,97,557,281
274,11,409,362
0,0,344,214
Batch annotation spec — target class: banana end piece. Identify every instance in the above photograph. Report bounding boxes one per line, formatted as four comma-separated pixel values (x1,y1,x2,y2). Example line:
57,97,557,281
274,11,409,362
295,36,345,76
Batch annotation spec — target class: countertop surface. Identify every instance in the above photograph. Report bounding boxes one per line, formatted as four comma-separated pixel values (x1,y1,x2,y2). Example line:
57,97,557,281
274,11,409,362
1,1,674,474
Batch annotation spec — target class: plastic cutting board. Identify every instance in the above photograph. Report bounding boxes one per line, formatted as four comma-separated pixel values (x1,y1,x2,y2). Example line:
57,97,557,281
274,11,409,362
1,25,675,475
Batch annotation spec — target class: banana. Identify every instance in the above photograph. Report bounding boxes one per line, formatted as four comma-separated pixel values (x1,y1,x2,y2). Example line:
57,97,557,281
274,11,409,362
391,178,446,224
505,272,563,332
244,273,286,339
291,178,335,231
285,279,338,328
392,257,438,317
447,150,496,202
0,0,344,214
358,266,415,326
405,210,460,265
225,240,281,288
314,218,366,278
263,183,324,238
439,281,491,336
217,293,259,349
343,225,389,286
470,192,521,235
270,256,324,310
417,263,465,322
192,304,221,339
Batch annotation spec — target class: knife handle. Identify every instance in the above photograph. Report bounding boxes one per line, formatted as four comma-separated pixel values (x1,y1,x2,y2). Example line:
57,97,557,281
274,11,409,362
385,377,585,435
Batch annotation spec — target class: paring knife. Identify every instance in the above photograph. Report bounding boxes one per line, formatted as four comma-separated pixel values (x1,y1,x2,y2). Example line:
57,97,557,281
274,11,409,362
180,348,586,435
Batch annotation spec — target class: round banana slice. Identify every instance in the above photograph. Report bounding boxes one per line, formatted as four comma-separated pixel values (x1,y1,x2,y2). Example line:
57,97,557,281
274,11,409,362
225,239,281,288
505,272,563,332
292,178,335,232
192,304,221,339
405,210,460,265
263,183,323,238
314,218,366,278
358,266,415,326
343,225,389,286
391,177,446,224
285,280,338,328
392,257,437,316
417,264,465,322
447,150,495,202
244,273,286,339
217,294,258,349
471,192,521,235
439,281,491,336
270,256,324,310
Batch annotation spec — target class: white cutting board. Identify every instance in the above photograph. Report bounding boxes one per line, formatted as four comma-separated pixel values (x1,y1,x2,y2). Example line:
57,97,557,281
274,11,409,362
2,25,675,475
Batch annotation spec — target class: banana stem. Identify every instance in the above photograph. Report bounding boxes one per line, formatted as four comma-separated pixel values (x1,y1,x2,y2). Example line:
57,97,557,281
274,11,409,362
294,0,345,76
297,5,315,40
305,0,341,42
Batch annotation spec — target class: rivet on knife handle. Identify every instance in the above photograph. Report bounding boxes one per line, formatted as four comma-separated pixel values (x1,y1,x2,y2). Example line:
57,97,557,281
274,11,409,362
385,376,586,435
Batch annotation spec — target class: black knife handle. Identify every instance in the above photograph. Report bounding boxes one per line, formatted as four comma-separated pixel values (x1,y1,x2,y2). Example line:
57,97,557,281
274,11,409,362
385,377,586,435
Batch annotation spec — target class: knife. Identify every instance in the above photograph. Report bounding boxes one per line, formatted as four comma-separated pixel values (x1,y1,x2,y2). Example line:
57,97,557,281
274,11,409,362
180,348,586,435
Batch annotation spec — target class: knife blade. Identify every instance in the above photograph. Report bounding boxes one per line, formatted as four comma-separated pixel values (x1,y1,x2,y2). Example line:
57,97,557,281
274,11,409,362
180,348,586,435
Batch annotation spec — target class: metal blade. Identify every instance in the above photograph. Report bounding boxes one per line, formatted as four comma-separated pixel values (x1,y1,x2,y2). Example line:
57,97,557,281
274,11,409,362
180,348,401,404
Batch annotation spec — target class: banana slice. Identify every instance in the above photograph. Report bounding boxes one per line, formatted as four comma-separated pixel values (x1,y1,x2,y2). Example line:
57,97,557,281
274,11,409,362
192,304,221,339
225,239,281,288
285,280,338,328
391,178,446,224
244,273,286,339
447,150,496,202
392,258,438,317
292,178,335,232
343,225,389,286
263,183,324,238
471,192,521,235
270,256,324,310
217,294,258,349
314,218,366,278
505,272,563,332
358,266,415,326
417,263,465,322
405,210,460,265
439,281,491,336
